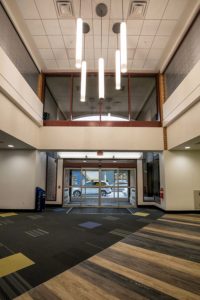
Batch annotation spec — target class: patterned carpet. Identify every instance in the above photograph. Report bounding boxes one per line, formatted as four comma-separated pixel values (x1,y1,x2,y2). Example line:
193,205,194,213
15,213,200,300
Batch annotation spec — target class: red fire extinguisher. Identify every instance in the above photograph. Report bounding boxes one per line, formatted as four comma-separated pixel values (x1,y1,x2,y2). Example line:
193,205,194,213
160,187,164,200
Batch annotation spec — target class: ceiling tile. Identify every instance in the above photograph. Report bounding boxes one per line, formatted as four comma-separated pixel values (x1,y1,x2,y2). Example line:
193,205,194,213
137,36,154,48
127,20,143,35
94,35,108,48
134,49,149,60
132,59,145,69
39,48,54,59
93,19,109,35
80,0,93,19
157,20,177,36
63,36,75,48
94,49,107,61
128,60,133,68
87,60,95,69
143,59,159,70
128,36,139,48
85,36,94,48
48,36,65,48
68,49,75,59
43,20,61,35
141,20,160,35
163,0,189,20
57,60,70,69
69,59,75,68
145,0,168,19
35,0,57,19
107,49,115,62
15,0,40,19
44,59,57,69
128,49,135,59
59,19,76,35
108,35,117,49
110,0,129,19
53,49,68,60
33,36,50,48
148,48,163,60
151,36,169,48
85,48,94,60
25,20,45,35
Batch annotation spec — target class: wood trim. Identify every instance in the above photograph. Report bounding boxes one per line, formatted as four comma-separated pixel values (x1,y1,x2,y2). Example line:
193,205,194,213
63,162,137,168
43,120,162,127
44,72,158,77
158,73,165,122
37,73,45,102
163,127,168,150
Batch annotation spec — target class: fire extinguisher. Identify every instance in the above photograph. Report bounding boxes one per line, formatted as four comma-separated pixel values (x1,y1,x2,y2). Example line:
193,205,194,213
160,187,164,200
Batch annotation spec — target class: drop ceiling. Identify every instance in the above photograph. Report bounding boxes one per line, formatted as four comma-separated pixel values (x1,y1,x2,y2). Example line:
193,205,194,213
9,0,198,72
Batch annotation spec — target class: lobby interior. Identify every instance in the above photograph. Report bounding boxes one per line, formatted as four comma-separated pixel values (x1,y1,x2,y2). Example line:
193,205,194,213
0,0,200,299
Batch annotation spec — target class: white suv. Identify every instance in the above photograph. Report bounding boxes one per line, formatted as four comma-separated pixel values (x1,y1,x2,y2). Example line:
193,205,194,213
72,181,112,197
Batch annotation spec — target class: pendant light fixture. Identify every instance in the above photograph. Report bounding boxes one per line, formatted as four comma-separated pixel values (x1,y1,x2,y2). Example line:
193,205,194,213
96,3,108,100
120,0,127,73
75,0,83,69
80,23,90,102
113,23,121,90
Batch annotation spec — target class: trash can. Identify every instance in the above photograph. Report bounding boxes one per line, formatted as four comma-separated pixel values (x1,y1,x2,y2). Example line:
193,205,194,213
35,187,46,212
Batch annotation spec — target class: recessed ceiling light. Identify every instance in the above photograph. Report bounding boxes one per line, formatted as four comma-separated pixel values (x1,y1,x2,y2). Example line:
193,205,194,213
185,146,190,149
8,144,14,148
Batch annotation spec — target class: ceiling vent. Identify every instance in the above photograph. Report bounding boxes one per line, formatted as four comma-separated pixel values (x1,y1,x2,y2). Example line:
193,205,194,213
55,0,74,18
128,0,149,19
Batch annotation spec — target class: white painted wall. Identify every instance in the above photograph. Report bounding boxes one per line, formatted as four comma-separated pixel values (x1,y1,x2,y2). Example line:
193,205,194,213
163,150,200,211
163,60,200,127
167,100,200,149
0,92,40,148
0,47,43,126
0,150,46,209
39,127,164,151
36,151,46,190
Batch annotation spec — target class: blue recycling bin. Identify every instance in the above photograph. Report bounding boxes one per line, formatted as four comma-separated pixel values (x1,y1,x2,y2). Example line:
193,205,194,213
35,187,46,212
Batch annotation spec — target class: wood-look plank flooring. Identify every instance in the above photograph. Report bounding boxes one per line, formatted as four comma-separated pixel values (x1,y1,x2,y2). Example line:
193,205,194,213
15,214,200,300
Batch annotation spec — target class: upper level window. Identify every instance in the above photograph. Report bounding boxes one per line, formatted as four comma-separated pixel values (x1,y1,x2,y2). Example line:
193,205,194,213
43,73,160,126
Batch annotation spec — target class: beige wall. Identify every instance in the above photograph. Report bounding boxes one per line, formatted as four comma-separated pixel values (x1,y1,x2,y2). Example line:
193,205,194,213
0,47,43,125
163,150,200,211
0,150,46,209
39,127,164,151
163,57,200,127
0,92,40,148
167,100,200,149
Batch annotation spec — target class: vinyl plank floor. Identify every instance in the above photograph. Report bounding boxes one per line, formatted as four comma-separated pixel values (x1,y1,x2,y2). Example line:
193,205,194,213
15,214,200,300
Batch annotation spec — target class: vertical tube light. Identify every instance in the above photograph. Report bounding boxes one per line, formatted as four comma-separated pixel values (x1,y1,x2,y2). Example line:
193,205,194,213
75,18,83,69
115,49,121,89
120,21,127,73
80,60,87,102
98,57,104,99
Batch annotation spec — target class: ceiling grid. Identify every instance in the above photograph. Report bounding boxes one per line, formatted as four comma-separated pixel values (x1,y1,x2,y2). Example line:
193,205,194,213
13,0,194,72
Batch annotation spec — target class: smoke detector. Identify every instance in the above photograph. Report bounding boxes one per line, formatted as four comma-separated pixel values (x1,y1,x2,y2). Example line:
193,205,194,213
128,0,149,19
55,0,74,18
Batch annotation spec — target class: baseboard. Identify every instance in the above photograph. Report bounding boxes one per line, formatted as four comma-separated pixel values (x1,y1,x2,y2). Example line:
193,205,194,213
0,208,35,212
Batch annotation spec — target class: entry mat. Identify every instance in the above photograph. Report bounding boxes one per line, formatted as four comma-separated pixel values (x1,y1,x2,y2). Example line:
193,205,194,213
68,207,132,214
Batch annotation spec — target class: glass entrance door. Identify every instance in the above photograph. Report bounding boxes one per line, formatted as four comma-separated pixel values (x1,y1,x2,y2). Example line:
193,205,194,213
65,168,136,207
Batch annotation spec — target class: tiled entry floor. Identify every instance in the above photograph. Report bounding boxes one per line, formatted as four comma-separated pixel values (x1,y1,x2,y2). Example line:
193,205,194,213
0,207,163,299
